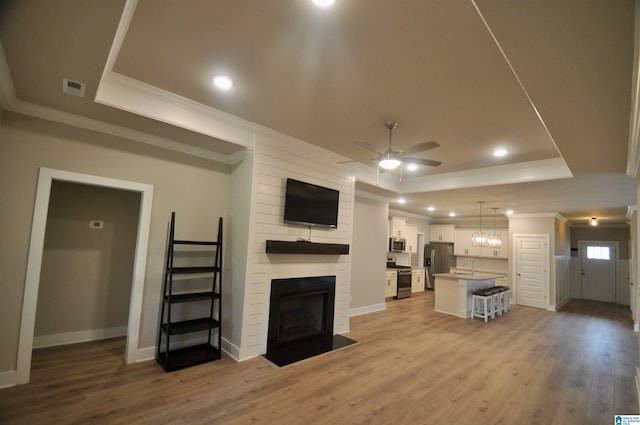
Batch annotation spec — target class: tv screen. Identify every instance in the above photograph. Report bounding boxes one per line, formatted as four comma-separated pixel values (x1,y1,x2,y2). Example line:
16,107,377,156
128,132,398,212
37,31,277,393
283,178,339,229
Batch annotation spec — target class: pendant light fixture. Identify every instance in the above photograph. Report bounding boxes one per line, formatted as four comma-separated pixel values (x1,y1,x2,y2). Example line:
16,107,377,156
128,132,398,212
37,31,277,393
487,208,502,248
471,201,488,247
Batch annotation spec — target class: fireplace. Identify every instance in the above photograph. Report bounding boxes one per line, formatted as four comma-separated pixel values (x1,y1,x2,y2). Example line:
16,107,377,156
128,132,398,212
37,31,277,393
266,275,336,366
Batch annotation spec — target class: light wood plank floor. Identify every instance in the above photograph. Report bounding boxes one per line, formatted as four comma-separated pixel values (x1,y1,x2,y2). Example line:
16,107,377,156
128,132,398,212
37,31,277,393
1,293,637,424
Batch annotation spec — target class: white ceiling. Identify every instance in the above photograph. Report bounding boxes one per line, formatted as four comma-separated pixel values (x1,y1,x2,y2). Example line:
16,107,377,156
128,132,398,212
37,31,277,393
0,0,637,223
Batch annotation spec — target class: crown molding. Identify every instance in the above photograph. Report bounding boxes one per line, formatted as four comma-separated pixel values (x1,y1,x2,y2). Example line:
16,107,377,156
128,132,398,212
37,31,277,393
388,208,433,222
95,0,256,150
509,212,559,219
398,157,573,194
0,40,243,165
95,71,256,150
355,189,392,203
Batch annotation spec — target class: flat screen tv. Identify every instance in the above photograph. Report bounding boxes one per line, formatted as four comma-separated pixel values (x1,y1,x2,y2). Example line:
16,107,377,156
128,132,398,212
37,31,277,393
283,178,339,229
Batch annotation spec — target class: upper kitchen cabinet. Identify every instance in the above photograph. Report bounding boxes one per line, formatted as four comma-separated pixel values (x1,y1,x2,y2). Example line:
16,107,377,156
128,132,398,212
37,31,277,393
454,229,481,257
482,229,509,259
404,225,418,253
430,224,455,243
453,228,509,259
389,217,407,238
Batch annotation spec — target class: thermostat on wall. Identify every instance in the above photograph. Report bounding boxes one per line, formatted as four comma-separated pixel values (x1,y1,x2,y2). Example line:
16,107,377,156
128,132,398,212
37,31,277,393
89,219,104,230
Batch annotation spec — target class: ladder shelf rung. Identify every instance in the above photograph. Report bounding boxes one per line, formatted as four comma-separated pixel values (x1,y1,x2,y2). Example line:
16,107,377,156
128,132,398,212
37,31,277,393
164,292,220,303
173,239,218,246
157,344,221,372
161,318,219,335
169,266,221,274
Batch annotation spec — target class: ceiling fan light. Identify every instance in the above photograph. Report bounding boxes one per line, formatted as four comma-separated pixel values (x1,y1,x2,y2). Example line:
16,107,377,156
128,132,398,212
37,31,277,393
379,153,401,170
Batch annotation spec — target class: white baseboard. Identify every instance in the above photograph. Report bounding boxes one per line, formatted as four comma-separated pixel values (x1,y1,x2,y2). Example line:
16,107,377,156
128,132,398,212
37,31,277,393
0,370,16,389
554,297,570,311
130,346,155,363
135,336,241,365
349,303,386,317
222,337,241,361
33,326,128,349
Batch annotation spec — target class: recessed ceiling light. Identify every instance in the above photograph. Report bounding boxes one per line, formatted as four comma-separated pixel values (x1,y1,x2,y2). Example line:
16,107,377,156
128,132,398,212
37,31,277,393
427,206,435,212
312,0,336,7
493,148,508,157
449,212,456,217
506,209,514,215
398,198,406,204
407,163,418,171
212,75,233,90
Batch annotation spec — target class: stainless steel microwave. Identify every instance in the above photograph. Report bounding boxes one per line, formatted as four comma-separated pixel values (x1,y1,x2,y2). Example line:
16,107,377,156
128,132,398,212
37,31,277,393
389,237,406,252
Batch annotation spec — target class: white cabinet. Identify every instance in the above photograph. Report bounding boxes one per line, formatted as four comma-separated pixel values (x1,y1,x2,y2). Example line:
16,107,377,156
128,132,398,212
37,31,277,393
482,230,509,258
411,269,425,293
454,229,481,257
453,229,509,259
385,270,398,298
430,224,455,243
389,218,417,253
389,218,407,238
404,225,418,253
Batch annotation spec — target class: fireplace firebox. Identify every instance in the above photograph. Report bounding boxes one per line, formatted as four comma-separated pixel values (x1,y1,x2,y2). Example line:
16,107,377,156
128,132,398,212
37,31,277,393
266,275,336,366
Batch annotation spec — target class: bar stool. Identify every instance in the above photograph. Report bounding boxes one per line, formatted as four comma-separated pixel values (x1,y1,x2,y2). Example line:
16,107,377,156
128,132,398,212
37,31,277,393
494,286,510,314
488,287,503,317
472,288,494,322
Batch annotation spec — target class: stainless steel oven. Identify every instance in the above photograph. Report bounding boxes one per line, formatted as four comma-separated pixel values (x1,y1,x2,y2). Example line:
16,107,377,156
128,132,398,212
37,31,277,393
395,266,412,299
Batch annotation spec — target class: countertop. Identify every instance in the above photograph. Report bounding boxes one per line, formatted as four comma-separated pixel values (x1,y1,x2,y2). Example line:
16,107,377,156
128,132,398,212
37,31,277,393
434,271,506,280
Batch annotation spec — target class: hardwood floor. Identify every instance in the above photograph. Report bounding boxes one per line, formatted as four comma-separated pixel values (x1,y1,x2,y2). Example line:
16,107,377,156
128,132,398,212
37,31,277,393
1,293,637,424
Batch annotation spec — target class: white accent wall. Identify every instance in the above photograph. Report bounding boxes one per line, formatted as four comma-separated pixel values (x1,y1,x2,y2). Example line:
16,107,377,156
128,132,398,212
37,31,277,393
232,127,354,361
555,256,571,308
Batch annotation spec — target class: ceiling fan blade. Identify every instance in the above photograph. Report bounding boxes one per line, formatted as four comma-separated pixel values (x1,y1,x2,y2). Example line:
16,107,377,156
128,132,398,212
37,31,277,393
404,157,442,167
402,141,440,155
354,140,382,154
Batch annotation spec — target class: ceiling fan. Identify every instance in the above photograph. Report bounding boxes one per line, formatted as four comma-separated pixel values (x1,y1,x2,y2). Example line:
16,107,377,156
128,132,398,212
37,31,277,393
354,121,441,170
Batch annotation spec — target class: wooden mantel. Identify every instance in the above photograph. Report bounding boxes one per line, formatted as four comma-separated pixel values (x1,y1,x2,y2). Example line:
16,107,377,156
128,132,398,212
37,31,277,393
265,240,350,255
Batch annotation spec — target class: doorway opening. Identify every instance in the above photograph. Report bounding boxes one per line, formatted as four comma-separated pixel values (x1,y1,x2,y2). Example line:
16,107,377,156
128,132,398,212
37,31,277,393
33,180,140,349
17,168,153,385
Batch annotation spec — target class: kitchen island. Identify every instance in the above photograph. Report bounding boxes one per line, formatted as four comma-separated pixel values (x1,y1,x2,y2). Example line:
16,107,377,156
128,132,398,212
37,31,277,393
434,272,506,318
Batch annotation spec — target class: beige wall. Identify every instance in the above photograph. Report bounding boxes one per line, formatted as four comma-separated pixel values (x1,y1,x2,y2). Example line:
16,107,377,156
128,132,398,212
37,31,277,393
555,217,570,257
571,225,631,259
0,112,231,372
35,181,140,340
351,195,388,310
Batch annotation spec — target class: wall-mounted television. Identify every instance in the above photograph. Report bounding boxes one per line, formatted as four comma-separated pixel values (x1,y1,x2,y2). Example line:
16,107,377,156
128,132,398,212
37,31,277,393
283,178,339,229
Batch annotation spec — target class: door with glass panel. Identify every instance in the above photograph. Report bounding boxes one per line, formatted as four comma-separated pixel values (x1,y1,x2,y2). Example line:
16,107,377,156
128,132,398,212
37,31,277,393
579,242,616,303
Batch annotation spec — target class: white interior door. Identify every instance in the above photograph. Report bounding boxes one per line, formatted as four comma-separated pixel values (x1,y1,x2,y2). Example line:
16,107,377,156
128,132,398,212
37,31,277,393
579,242,616,303
515,236,547,309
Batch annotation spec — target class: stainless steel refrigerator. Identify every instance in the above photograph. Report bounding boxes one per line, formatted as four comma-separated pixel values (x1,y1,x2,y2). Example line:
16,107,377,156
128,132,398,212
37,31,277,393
424,243,455,289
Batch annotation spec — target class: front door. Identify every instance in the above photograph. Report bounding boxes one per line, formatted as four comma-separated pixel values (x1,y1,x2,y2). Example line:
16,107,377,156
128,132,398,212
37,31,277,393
579,242,616,303
515,235,547,309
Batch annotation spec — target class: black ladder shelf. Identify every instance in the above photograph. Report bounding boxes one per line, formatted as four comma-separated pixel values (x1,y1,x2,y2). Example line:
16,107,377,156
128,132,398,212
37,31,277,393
156,212,223,372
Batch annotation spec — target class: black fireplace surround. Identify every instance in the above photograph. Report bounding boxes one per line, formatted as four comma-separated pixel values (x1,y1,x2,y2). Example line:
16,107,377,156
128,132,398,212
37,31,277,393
266,275,336,366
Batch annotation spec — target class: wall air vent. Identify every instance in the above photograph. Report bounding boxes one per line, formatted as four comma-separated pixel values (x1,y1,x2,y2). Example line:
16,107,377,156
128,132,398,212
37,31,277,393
62,78,86,97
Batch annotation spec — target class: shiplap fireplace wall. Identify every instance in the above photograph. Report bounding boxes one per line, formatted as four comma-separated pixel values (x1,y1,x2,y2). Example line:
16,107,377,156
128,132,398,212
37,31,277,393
227,126,354,361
